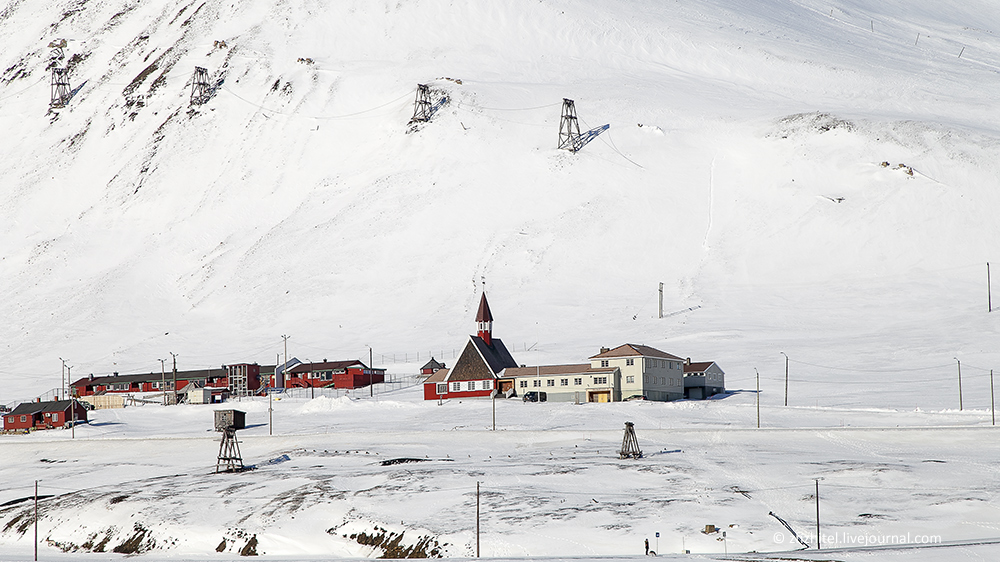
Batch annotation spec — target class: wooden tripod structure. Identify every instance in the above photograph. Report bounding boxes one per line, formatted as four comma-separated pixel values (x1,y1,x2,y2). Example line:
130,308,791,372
216,427,244,473
619,421,643,459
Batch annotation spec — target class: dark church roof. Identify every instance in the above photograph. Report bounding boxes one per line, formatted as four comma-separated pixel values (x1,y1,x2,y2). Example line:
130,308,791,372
470,336,517,375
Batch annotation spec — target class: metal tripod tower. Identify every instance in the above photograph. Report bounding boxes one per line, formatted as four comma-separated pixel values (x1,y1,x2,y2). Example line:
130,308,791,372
558,98,582,151
50,67,71,108
216,427,244,473
190,66,210,105
410,84,433,123
619,421,643,459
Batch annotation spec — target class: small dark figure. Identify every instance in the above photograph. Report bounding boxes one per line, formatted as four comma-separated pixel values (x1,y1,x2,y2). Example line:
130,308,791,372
645,539,649,555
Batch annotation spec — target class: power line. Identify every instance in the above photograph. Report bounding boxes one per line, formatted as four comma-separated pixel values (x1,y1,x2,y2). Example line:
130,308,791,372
220,84,411,120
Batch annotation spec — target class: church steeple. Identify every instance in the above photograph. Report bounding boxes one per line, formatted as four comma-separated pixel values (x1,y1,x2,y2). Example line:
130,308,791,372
476,292,494,347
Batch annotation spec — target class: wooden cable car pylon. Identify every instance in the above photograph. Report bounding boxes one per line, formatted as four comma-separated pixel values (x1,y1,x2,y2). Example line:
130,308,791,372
619,421,642,459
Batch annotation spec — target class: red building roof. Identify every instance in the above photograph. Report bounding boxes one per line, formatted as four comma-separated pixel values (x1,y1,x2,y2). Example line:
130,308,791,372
475,293,493,322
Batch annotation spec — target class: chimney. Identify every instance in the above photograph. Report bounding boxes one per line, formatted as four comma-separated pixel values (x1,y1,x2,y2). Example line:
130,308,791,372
600,347,610,354
114,372,119,377
88,374,94,381
685,357,691,365
36,397,42,403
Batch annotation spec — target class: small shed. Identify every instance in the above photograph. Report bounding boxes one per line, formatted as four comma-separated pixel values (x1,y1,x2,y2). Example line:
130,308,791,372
188,387,212,404
214,409,245,431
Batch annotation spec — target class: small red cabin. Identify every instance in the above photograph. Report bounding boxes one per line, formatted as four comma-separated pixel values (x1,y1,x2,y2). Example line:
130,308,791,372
4,399,88,431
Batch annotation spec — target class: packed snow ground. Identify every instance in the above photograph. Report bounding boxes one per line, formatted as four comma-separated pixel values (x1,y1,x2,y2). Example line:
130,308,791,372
3,386,1000,561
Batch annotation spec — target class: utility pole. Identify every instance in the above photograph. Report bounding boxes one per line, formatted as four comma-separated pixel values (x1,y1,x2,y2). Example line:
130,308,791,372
59,357,66,400
269,391,273,436
281,335,289,389
815,480,821,550
170,352,178,404
755,368,760,428
991,370,995,426
369,346,374,398
34,480,38,561
658,282,663,319
159,359,167,406
989,262,992,313
492,390,496,430
780,352,788,406
67,365,75,438
955,358,963,411
476,481,481,558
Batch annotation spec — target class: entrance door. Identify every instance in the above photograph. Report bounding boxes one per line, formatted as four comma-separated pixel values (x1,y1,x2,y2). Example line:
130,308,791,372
589,391,611,403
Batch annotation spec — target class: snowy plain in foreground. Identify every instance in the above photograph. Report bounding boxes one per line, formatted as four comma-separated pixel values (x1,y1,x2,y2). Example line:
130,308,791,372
2,385,1000,561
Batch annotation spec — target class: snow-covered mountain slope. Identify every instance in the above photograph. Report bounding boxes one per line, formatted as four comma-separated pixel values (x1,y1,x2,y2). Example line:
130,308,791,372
2,0,1000,402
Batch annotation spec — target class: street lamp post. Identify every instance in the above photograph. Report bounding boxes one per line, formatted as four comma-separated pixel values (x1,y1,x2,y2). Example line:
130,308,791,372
780,352,788,406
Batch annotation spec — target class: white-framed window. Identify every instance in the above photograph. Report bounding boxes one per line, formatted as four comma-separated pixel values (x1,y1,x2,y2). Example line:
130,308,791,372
594,377,608,385
546,379,555,387
626,375,634,383
320,372,332,381
533,379,541,387
574,378,582,385
436,383,447,394
20,415,27,422
452,382,461,391
6,416,13,423
560,379,569,386
626,358,634,366
483,380,492,390
519,380,528,388
468,381,477,391
52,413,58,422
600,360,609,368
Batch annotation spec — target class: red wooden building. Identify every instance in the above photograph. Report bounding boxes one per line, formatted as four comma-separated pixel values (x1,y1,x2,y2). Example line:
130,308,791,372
70,364,266,398
4,399,88,431
420,358,446,375
285,360,386,389
423,292,518,401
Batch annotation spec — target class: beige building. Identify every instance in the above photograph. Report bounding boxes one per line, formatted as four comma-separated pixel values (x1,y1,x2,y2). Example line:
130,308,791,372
502,364,621,402
589,344,685,401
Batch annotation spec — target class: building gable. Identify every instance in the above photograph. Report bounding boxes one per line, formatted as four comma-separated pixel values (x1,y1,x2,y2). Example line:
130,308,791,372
448,341,495,382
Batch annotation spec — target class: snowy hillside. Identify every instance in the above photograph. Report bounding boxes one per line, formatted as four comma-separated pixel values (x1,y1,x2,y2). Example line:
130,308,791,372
2,0,1000,401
